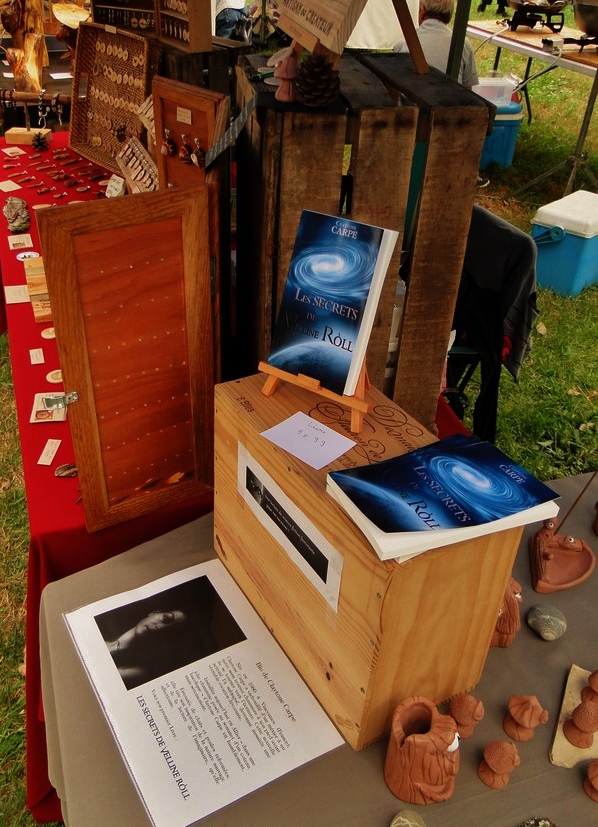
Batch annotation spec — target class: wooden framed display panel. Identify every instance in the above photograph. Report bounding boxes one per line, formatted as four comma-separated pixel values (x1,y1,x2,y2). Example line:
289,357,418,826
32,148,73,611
152,75,228,189
90,0,157,33
36,185,215,532
69,22,161,174
156,0,211,53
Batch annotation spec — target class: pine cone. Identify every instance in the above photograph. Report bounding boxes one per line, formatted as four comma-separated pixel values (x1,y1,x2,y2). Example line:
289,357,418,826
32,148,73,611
32,131,49,151
294,53,340,107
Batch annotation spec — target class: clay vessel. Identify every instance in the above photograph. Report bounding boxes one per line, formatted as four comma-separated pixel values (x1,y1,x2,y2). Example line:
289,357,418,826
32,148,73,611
529,518,596,593
384,696,460,804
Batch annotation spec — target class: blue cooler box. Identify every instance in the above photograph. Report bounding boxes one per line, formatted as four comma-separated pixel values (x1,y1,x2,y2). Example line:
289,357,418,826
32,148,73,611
479,101,523,170
531,190,598,296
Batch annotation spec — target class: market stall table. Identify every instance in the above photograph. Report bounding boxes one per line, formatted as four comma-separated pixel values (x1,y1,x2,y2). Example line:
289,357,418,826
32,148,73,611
39,473,598,827
0,131,213,822
467,19,598,193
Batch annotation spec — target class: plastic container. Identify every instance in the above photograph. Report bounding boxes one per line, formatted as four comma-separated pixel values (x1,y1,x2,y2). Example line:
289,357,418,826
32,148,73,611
473,75,518,107
479,101,523,170
531,190,598,296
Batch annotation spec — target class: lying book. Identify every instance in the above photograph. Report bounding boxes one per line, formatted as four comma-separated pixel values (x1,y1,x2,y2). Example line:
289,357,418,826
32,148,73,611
326,434,560,560
65,560,343,827
266,209,399,397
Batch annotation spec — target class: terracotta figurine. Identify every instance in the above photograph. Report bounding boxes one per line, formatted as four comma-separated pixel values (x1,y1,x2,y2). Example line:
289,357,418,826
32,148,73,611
581,670,598,704
384,695,460,805
491,577,522,647
477,740,520,789
267,46,298,103
449,692,485,738
503,694,549,741
584,758,598,803
563,699,598,749
529,518,596,592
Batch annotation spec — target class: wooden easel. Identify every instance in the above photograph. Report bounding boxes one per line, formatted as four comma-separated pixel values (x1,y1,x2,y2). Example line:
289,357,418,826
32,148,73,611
258,360,371,434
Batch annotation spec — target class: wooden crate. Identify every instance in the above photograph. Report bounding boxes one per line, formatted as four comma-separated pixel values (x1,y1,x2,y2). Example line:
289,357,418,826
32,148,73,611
233,52,491,433
214,373,522,750
233,53,417,389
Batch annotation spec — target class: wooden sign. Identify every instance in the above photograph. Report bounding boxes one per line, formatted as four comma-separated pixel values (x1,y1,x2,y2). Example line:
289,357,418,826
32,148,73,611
276,0,368,54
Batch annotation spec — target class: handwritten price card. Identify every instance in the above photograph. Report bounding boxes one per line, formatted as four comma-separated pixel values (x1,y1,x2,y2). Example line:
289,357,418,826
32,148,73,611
261,411,356,470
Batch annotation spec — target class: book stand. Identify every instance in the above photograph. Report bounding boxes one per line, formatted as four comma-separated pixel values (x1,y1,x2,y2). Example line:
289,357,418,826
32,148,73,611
258,360,371,434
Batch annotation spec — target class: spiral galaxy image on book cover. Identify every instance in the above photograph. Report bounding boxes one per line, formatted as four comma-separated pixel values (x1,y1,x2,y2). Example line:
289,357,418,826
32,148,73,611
328,434,559,539
267,210,398,397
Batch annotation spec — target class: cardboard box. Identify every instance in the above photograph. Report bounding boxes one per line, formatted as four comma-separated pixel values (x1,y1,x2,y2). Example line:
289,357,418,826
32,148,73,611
214,374,522,749
532,190,598,296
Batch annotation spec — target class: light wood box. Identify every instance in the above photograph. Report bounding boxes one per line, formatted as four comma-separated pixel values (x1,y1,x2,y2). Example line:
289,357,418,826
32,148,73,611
214,374,522,750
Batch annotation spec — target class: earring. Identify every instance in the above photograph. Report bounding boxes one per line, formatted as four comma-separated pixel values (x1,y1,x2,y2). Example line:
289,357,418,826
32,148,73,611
178,134,192,163
161,128,176,156
191,138,206,169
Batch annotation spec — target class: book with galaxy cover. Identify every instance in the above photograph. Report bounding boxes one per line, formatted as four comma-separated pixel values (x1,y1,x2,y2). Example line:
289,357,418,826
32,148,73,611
326,433,560,560
266,210,399,396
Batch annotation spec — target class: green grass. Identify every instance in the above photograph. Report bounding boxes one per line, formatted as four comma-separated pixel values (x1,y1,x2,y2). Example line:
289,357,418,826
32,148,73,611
1,15,597,823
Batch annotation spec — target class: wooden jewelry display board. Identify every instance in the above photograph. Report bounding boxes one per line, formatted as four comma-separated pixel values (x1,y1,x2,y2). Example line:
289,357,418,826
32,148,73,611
69,22,161,174
156,0,212,52
36,185,216,532
152,75,229,189
90,0,157,33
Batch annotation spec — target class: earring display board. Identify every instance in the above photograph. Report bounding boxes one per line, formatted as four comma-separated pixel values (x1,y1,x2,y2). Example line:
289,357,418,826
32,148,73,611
69,22,161,175
36,185,216,532
156,0,212,53
90,0,157,33
152,75,228,189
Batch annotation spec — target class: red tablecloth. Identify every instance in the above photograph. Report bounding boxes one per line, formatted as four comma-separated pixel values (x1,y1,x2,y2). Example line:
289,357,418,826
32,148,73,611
0,131,213,822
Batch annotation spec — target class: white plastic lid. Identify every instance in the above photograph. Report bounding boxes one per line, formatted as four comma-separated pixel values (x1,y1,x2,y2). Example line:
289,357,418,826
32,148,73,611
533,190,598,237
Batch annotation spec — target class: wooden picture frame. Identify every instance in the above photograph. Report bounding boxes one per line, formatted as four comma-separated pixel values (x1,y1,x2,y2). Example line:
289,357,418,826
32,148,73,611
36,185,215,531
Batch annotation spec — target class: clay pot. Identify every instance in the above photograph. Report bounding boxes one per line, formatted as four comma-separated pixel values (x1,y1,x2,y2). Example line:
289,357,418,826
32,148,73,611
384,696,460,804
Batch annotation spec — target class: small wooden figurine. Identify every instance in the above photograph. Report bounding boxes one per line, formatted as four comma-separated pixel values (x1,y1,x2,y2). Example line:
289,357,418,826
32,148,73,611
503,695,549,741
384,696,460,805
449,692,485,738
477,740,520,789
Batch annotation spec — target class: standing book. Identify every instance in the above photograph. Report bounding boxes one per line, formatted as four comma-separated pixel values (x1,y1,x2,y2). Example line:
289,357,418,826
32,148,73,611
326,433,560,560
266,209,399,396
